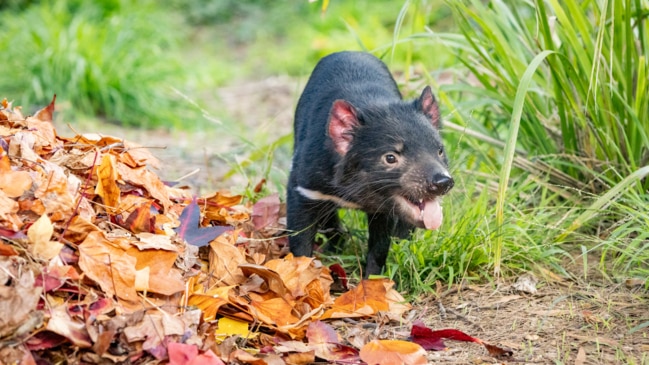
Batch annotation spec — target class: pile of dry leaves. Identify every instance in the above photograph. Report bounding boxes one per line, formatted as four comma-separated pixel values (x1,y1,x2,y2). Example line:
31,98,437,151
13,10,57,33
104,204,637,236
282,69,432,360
0,97,509,364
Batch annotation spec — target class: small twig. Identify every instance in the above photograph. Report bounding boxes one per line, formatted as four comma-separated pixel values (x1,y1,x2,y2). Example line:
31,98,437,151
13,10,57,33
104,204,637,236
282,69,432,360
437,300,447,319
173,168,201,183
445,307,485,332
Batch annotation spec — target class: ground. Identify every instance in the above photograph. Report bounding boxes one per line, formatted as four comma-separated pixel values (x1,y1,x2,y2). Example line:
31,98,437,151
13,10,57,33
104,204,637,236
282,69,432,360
53,76,648,365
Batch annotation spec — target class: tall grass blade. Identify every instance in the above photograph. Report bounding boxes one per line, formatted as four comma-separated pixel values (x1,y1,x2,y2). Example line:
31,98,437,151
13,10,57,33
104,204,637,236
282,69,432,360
494,50,554,275
557,165,649,242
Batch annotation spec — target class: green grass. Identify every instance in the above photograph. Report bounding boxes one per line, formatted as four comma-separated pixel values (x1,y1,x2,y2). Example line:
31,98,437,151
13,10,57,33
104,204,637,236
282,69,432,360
0,0,194,128
410,0,649,281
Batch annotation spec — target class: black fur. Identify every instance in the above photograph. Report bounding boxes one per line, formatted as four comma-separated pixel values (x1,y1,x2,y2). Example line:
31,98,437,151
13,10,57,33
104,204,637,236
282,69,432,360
287,51,453,277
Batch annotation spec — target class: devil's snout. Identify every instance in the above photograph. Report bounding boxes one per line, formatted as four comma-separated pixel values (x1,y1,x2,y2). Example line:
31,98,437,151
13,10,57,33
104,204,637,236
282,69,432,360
428,172,454,195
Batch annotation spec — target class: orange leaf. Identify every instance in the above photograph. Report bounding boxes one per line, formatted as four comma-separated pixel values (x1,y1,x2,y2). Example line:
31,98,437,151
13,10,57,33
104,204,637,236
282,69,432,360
126,247,185,296
27,214,63,260
209,234,247,286
202,191,246,224
239,264,289,298
0,170,32,198
248,294,299,327
264,254,328,298
359,340,427,365
187,281,234,322
0,145,10,171
0,145,32,198
321,279,391,319
95,153,120,210
116,162,172,213
78,231,138,303
121,140,161,169
33,169,76,222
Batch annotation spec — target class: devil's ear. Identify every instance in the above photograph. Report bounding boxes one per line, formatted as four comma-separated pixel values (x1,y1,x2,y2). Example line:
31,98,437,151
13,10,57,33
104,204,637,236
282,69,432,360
328,100,360,156
417,86,441,129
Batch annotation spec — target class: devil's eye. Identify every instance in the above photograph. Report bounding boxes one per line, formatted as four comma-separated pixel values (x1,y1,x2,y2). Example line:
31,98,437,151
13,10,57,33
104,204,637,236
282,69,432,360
384,153,398,164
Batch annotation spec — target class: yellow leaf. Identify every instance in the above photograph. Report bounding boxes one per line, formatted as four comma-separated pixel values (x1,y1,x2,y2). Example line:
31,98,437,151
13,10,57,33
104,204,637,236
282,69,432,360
28,214,63,260
215,317,257,342
187,284,234,322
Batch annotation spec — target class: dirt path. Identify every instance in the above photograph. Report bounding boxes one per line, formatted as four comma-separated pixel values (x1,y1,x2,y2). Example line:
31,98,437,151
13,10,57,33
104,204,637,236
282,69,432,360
413,277,648,364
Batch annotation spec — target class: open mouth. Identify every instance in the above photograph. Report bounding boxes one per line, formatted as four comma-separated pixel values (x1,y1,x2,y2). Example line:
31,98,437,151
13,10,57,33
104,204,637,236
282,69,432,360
401,196,443,230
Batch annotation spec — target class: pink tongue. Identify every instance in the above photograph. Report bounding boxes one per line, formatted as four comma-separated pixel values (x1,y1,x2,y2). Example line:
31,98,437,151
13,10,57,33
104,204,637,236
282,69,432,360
422,200,443,230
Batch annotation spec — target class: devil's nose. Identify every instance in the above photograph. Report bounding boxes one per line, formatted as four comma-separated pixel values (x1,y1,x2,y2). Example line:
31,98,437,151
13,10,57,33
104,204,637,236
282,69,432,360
429,174,454,195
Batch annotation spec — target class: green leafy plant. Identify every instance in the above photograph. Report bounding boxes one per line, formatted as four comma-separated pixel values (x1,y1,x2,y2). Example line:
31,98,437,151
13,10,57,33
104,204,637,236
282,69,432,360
432,0,648,277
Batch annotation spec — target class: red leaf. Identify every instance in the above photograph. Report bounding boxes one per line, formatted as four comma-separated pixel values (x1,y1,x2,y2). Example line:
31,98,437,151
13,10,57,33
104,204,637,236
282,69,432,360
410,320,479,351
175,198,231,247
123,201,154,233
0,228,26,240
25,332,67,351
410,320,513,357
329,263,349,291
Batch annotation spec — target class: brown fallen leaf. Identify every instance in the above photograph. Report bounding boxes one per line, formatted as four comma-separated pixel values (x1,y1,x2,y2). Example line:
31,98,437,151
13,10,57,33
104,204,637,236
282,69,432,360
95,153,121,211
0,149,32,197
321,279,410,319
202,191,246,225
208,232,247,286
187,279,236,322
306,321,360,362
0,189,22,231
46,304,92,348
78,231,139,304
27,214,63,260
0,258,43,339
116,162,172,213
127,246,185,296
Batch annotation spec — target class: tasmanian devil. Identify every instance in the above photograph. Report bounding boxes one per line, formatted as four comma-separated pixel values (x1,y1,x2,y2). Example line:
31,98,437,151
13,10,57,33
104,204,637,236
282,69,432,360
287,51,454,276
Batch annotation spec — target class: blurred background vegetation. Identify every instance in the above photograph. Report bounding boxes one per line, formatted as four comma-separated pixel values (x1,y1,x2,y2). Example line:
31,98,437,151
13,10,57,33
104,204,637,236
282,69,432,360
0,0,647,290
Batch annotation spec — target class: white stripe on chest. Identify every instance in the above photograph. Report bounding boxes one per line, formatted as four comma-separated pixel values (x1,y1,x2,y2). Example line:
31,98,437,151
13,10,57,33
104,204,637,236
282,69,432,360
296,186,361,209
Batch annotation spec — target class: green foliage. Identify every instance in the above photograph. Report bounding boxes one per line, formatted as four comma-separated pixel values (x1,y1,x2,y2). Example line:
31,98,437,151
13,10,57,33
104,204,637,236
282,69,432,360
443,0,648,189
428,0,649,278
176,0,454,78
0,0,192,127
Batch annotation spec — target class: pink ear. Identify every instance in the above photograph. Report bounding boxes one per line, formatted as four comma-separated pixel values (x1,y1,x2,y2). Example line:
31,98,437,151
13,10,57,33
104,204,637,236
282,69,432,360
419,86,441,129
328,100,360,156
